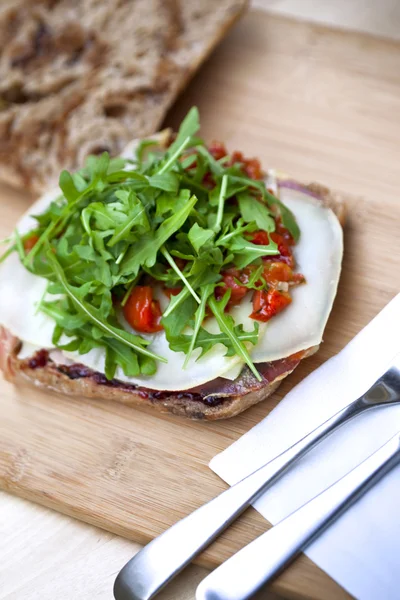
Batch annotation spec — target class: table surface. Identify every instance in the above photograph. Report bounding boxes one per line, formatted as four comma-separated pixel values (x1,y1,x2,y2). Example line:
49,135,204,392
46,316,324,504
2,1,400,598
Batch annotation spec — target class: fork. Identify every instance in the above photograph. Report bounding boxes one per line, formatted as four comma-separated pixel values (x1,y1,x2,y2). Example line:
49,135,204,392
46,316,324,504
113,353,400,600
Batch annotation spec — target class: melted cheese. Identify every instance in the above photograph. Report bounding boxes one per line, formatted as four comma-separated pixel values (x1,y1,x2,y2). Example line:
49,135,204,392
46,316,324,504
0,177,342,391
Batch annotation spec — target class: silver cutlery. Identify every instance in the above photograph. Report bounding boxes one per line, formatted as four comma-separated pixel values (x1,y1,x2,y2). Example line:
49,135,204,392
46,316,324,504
196,432,400,600
114,353,400,600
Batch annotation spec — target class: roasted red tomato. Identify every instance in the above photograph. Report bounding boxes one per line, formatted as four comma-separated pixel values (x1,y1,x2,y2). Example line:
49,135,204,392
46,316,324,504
163,287,182,299
231,151,263,180
250,230,270,246
263,261,293,285
23,234,40,253
256,231,294,267
275,221,295,245
173,257,187,271
123,286,163,333
215,267,249,308
209,141,228,160
250,289,292,322
244,158,262,180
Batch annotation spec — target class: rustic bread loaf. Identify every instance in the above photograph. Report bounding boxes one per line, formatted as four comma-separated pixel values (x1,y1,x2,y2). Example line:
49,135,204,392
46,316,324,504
0,0,247,193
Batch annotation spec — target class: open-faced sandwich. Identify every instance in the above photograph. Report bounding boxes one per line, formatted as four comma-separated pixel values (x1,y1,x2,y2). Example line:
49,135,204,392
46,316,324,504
0,108,345,419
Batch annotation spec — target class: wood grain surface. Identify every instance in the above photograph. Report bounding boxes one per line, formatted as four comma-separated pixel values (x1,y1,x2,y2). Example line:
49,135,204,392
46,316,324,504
2,10,400,600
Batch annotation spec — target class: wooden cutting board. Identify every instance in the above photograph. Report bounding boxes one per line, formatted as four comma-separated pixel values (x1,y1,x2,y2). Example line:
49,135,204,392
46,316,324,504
1,10,400,600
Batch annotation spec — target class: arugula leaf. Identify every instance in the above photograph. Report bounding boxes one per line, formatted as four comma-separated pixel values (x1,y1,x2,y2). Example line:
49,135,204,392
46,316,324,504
188,223,214,254
166,107,200,158
196,146,224,177
162,294,198,338
212,174,229,232
161,246,200,303
47,252,167,363
59,171,80,203
266,190,300,242
229,236,279,268
208,293,261,381
107,195,149,247
171,321,259,360
157,108,200,175
183,284,213,367
216,218,256,247
86,152,110,184
121,192,197,276
237,192,275,232
147,172,180,193
106,339,141,378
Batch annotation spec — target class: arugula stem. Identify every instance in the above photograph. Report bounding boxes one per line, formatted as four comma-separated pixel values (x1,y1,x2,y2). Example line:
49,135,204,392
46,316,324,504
213,174,228,233
14,229,25,261
108,207,146,247
217,227,247,246
0,235,12,245
116,248,128,265
208,295,262,381
161,246,201,304
158,136,191,175
0,244,16,264
162,287,190,319
24,216,62,265
35,282,48,315
183,284,212,369
121,275,140,307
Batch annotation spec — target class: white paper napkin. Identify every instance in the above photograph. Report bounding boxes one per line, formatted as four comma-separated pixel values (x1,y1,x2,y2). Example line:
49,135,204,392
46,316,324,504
210,294,400,600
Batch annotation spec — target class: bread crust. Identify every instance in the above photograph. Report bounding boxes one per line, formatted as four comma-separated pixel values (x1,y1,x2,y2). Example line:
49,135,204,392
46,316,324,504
0,0,248,193
7,347,318,420
1,180,346,419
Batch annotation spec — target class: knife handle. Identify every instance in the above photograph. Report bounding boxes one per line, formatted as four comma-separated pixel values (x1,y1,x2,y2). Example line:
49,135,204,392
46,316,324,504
196,434,400,600
114,399,364,600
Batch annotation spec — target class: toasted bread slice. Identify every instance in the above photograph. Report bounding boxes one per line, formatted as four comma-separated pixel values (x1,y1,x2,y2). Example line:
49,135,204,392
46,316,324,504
0,0,247,193
0,182,346,420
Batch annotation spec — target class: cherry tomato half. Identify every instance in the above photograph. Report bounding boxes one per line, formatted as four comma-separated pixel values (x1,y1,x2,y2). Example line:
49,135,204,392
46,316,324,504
123,286,163,334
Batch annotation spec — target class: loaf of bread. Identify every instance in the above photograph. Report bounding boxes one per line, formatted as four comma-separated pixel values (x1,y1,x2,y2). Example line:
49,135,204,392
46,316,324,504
0,0,247,193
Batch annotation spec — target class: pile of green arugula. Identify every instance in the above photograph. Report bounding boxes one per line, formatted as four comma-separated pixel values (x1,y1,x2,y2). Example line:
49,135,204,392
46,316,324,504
3,107,300,381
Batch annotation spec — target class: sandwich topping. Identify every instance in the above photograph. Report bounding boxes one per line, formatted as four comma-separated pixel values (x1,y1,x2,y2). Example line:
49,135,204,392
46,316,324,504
0,108,343,391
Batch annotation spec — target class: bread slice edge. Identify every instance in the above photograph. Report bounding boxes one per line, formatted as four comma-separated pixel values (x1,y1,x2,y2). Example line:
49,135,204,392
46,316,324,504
0,179,346,420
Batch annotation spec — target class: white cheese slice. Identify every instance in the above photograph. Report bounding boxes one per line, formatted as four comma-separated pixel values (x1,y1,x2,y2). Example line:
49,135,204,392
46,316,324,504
251,185,343,362
0,188,248,389
0,175,342,391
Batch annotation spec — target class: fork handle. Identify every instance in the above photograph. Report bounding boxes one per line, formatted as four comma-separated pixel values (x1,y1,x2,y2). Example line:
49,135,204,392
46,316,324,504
196,434,400,600
114,399,363,600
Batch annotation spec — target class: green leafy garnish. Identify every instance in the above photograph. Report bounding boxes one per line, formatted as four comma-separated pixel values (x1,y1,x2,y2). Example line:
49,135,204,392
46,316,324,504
237,192,275,232
4,107,300,380
47,252,166,365
208,293,261,381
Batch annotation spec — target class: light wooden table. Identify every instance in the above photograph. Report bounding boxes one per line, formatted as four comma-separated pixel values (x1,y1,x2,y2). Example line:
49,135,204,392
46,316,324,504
2,2,400,598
